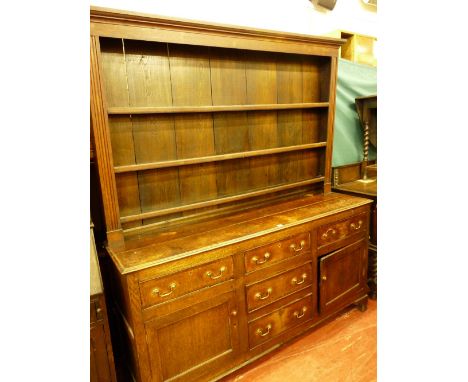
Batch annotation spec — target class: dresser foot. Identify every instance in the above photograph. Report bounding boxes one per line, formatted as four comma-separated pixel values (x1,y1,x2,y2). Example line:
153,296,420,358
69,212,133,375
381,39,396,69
354,296,368,312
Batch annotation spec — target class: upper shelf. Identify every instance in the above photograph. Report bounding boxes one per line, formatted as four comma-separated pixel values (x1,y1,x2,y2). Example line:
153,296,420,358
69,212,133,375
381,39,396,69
107,102,329,115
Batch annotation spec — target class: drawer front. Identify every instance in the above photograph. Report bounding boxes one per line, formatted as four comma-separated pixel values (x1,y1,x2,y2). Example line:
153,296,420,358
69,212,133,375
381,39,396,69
246,263,313,312
244,232,310,273
317,213,367,248
140,257,234,308
248,295,314,348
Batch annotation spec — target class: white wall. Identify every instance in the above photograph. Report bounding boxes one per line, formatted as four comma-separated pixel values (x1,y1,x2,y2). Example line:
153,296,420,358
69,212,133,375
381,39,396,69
90,0,377,38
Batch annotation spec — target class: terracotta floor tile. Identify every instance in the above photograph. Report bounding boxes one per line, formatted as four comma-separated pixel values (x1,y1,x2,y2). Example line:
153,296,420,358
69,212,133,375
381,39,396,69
221,299,376,382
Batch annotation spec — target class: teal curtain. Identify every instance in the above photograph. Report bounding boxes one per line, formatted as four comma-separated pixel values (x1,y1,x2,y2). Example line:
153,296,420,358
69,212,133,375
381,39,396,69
332,58,377,167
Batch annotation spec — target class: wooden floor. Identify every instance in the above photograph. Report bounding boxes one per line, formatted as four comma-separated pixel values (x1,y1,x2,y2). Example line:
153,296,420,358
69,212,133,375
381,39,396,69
114,299,376,381
220,299,377,382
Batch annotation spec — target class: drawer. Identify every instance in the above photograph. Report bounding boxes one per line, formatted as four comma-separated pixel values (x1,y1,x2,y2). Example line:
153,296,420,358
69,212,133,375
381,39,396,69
248,295,313,348
317,212,367,248
244,232,310,273
245,263,313,312
139,257,234,308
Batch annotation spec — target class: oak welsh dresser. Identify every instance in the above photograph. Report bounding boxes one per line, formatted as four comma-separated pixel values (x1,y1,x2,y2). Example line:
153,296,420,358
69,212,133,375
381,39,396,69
90,7,373,382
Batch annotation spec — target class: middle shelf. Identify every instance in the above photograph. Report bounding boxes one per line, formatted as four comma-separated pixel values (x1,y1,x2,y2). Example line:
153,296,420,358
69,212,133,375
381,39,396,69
114,142,327,173
107,102,329,115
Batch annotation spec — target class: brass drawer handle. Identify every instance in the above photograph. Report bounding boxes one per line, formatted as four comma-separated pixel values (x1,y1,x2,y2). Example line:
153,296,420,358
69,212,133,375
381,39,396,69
350,220,363,231
256,323,272,337
254,287,273,300
291,273,308,285
205,265,227,280
251,252,270,265
321,228,337,240
289,240,306,253
293,306,308,319
152,282,176,298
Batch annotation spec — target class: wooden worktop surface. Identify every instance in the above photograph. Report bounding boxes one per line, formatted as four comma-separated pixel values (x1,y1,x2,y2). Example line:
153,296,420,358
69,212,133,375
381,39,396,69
108,193,372,274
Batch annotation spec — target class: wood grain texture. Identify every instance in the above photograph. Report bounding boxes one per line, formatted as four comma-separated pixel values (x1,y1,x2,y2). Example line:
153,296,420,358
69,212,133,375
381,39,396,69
89,11,374,382
169,44,212,107
107,116,135,167
96,30,337,225
247,294,314,349
277,54,303,185
99,38,141,230
245,52,280,190
90,35,123,240
323,57,337,193
169,44,218,214
114,173,142,229
91,322,113,381
244,232,310,273
90,294,117,382
106,197,370,380
119,178,325,224
107,102,329,114
124,39,172,107
107,119,142,230
139,257,233,308
302,57,322,103
114,143,327,173
113,194,369,272
245,263,313,312
99,37,128,107
125,273,154,382
144,292,240,382
277,54,303,104
91,6,344,57
319,239,367,314
123,40,180,224
125,40,179,224
210,48,250,198
301,110,323,144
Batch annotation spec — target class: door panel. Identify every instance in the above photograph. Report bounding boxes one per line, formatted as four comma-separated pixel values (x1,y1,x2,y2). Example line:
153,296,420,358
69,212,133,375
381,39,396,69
319,239,367,314
145,291,240,382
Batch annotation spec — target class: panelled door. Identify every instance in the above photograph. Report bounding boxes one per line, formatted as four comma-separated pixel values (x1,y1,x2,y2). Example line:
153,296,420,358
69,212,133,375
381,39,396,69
144,291,240,382
319,239,368,314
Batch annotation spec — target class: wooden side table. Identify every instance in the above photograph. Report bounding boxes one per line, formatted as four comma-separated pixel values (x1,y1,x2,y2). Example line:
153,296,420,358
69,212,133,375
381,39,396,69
91,224,117,382
333,163,377,299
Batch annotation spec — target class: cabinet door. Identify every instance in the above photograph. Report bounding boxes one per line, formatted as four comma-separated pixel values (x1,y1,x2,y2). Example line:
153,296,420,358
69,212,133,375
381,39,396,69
319,239,367,315
145,291,240,382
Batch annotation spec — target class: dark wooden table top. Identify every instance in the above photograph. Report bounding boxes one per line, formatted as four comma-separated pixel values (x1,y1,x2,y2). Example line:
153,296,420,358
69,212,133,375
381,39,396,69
333,178,377,198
